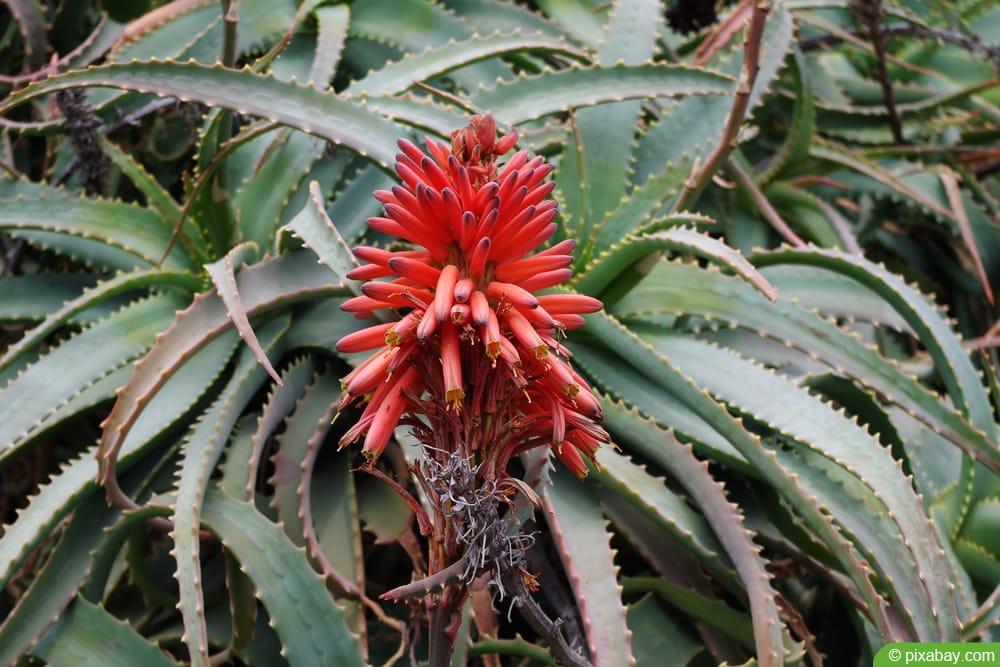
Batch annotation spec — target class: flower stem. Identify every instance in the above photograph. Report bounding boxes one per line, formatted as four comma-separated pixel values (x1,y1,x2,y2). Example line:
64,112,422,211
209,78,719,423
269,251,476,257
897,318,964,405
429,598,456,667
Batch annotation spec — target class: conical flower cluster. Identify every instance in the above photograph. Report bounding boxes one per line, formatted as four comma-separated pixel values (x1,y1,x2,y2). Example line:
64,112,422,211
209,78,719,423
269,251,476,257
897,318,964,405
336,115,608,478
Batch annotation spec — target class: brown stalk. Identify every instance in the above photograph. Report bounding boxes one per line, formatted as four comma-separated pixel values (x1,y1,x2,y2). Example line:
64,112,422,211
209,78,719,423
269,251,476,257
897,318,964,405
851,0,905,143
672,0,772,214
726,158,805,246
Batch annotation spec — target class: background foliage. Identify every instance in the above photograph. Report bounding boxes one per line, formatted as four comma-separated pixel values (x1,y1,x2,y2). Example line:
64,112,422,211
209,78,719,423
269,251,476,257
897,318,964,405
1,0,999,665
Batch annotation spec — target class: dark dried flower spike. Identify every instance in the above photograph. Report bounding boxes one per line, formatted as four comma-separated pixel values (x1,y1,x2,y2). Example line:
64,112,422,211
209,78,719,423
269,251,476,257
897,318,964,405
55,88,110,196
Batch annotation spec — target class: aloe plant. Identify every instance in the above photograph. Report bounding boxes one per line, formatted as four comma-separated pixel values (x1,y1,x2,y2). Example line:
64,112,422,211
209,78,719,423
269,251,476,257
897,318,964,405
1,1,999,665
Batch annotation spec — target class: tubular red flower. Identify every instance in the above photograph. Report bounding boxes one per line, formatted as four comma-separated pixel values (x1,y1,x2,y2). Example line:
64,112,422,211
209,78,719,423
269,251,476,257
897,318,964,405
346,263,395,281
552,438,589,478
503,308,547,360
450,303,471,326
536,293,604,314
441,323,464,411
340,347,398,406
361,367,419,460
482,308,502,360
469,237,491,280
486,281,538,310
337,321,397,354
468,289,490,326
386,312,420,347
415,308,439,340
517,269,575,293
433,265,460,322
494,253,573,283
389,256,442,286
362,282,433,309
453,278,475,304
342,294,394,314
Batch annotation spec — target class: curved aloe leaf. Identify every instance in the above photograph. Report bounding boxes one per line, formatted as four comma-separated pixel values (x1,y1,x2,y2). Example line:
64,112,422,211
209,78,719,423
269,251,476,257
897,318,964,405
636,329,957,640
233,130,326,251
597,445,738,586
0,195,192,271
0,293,187,454
757,46,814,185
269,370,338,545
586,310,896,640
753,247,999,527
348,0,509,90
576,227,777,303
601,403,785,664
471,63,734,125
172,317,289,667
32,596,178,666
97,252,343,479
285,182,362,298
543,466,634,667
0,329,238,594
0,60,407,170
308,4,349,88
0,492,120,666
612,259,1000,480
97,136,184,228
0,274,101,323
757,264,912,332
556,0,661,249
205,243,283,385
348,29,583,96
201,489,365,666
0,268,202,375
221,358,315,500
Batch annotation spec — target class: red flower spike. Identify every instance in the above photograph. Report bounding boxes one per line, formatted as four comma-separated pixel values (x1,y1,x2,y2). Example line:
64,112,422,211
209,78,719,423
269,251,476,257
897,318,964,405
335,113,609,480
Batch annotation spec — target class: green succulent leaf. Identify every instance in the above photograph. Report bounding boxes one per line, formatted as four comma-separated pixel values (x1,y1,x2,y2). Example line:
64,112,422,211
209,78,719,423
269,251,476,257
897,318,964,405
201,489,365,667
0,60,408,171
543,465,634,667
32,596,179,667
0,194,192,271
471,63,734,125
171,317,289,667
